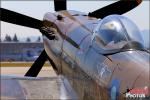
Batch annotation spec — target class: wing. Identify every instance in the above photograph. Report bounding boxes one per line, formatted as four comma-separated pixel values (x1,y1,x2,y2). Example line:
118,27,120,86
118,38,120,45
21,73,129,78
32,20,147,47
1,75,77,99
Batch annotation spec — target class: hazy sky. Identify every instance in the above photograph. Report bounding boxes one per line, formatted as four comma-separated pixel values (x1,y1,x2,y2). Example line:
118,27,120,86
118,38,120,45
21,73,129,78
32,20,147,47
1,0,149,39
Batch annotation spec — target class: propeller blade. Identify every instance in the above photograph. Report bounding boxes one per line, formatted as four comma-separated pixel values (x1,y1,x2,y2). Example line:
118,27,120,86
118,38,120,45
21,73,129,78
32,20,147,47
25,50,47,77
0,8,42,29
54,0,66,11
88,0,142,18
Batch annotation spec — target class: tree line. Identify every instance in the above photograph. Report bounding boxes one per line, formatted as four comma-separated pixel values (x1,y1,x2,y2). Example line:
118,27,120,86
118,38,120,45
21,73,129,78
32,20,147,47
1,34,42,42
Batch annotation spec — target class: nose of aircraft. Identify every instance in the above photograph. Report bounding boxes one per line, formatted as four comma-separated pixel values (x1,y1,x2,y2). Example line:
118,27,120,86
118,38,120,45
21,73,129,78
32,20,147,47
109,50,149,95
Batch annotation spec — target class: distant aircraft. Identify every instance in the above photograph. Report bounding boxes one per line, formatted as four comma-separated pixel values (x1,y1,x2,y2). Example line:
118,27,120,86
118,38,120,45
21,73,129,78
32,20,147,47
1,0,149,99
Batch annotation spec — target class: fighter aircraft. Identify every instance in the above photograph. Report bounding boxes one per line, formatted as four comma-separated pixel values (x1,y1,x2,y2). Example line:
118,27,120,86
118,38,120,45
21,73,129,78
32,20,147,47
1,0,149,99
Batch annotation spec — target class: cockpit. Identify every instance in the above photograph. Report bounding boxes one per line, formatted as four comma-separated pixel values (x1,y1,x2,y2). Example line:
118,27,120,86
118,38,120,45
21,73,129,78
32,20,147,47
93,15,144,52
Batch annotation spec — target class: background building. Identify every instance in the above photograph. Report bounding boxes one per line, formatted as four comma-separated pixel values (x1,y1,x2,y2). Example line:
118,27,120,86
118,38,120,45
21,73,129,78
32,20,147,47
0,42,43,61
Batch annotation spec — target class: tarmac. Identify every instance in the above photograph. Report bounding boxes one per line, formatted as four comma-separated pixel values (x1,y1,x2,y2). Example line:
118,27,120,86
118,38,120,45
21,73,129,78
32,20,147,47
1,65,57,77
0,62,72,100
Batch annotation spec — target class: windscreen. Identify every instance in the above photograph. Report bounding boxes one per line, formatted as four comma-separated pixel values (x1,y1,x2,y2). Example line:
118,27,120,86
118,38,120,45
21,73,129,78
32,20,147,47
93,15,144,50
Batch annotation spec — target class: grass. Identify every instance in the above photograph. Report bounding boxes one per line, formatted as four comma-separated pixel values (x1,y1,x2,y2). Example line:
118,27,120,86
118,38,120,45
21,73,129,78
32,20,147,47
0,62,50,67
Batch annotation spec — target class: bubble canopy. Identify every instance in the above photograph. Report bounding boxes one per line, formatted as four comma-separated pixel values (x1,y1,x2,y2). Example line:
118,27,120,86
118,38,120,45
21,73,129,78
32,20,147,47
93,15,144,52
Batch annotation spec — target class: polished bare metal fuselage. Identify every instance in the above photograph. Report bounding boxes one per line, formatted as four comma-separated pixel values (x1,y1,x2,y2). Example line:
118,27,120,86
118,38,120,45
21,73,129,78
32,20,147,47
42,10,149,100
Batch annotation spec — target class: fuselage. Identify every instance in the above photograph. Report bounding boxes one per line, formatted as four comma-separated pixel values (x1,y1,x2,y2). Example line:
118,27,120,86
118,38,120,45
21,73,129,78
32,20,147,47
42,10,149,100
